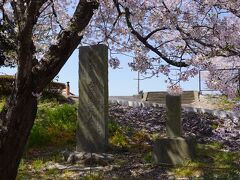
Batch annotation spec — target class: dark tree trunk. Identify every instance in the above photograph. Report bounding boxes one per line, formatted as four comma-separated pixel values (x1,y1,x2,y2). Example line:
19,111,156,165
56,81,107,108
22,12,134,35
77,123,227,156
0,88,37,180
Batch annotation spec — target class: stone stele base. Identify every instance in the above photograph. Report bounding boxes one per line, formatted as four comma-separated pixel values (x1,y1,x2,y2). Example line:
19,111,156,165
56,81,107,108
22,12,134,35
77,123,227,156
153,137,195,165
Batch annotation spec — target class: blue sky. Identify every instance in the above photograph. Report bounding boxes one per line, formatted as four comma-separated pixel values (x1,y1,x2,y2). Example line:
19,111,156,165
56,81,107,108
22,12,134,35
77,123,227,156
0,48,200,96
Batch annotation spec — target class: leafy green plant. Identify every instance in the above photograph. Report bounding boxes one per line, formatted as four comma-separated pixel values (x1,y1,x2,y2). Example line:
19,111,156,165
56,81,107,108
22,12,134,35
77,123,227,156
32,159,44,170
143,151,154,164
108,120,119,135
108,120,130,148
109,129,129,148
18,160,26,172
0,100,4,111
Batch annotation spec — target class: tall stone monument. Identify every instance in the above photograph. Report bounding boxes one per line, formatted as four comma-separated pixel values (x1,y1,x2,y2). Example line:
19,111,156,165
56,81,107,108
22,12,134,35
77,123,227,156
154,94,195,165
77,44,108,153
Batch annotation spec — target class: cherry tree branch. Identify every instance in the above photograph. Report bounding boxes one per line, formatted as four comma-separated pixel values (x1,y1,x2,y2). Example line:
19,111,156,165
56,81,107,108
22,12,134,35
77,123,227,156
50,0,64,30
111,0,188,67
144,27,169,40
124,7,188,67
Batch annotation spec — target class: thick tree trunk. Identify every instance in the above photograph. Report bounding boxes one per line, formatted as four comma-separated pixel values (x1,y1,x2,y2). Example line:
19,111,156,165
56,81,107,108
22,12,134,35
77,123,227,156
0,89,38,180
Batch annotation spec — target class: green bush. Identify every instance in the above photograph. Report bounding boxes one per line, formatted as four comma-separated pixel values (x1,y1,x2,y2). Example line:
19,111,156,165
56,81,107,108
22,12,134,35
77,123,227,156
28,103,77,148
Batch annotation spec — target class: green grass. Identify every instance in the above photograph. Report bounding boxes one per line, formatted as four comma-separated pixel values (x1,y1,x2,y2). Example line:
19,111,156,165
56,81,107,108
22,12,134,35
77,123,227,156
27,101,77,148
0,96,76,148
31,159,44,169
81,173,104,180
18,157,62,179
0,97,6,111
172,143,240,179
108,120,129,149
143,151,154,164
207,94,240,110
0,101,4,111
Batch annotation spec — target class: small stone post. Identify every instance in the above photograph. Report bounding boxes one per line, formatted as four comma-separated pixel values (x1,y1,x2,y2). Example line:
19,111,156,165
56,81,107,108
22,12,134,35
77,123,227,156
153,94,195,165
77,44,108,153
166,94,182,137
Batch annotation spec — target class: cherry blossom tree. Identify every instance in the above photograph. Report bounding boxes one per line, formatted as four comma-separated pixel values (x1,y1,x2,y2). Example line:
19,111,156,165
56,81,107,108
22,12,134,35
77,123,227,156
85,0,240,95
204,57,240,97
0,0,239,179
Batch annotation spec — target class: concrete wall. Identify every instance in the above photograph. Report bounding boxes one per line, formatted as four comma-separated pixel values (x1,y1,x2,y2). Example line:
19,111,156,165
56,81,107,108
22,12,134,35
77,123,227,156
142,91,199,104
109,98,240,121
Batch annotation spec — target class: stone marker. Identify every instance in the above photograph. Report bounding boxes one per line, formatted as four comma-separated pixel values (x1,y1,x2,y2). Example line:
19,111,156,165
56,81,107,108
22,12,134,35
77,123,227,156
154,94,195,165
166,94,182,137
77,44,108,153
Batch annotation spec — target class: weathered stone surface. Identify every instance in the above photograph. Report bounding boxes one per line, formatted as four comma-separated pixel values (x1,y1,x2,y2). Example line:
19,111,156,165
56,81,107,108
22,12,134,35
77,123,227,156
153,137,195,165
77,44,108,153
166,94,182,137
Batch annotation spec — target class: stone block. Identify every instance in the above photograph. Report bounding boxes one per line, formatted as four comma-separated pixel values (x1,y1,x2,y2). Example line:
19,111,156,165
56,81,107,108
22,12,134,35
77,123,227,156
153,137,195,165
77,44,108,153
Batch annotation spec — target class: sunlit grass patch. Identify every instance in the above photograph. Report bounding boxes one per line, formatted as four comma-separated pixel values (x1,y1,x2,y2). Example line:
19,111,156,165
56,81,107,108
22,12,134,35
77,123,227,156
0,97,6,111
108,121,152,152
108,120,130,149
31,159,44,170
81,173,104,180
171,143,240,179
0,101,4,111
206,94,240,110
109,128,129,149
